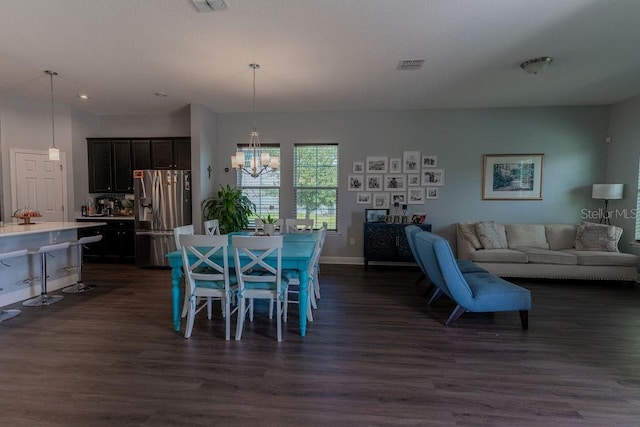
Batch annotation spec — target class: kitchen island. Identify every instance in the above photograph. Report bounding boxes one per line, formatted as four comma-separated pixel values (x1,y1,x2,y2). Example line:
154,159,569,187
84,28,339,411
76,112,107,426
0,221,106,307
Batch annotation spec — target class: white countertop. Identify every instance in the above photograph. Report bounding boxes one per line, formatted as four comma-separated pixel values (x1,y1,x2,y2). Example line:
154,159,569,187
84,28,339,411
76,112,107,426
0,221,107,238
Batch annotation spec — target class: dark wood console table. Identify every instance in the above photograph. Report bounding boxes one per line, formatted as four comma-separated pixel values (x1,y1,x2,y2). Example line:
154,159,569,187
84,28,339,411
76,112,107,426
363,222,432,270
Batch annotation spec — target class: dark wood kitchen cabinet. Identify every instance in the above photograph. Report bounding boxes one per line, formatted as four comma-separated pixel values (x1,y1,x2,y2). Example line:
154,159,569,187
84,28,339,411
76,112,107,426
87,138,134,193
88,137,190,193
77,219,135,263
151,137,191,169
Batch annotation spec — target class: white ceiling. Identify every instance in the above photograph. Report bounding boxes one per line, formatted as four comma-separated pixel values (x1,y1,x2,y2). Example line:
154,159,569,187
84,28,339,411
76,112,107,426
1,0,640,116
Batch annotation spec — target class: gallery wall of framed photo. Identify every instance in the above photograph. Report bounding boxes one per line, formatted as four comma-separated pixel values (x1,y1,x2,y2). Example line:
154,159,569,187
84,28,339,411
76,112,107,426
348,151,444,210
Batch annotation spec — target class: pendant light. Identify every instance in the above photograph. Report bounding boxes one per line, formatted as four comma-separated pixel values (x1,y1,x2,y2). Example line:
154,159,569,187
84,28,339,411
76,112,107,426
231,64,279,178
45,70,60,161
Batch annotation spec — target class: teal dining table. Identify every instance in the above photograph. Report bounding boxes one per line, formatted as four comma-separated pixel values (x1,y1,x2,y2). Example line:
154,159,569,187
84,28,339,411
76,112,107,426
166,231,318,336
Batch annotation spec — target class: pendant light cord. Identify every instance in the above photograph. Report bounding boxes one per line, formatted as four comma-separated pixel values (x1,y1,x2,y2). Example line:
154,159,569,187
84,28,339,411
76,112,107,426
46,70,57,149
251,64,258,130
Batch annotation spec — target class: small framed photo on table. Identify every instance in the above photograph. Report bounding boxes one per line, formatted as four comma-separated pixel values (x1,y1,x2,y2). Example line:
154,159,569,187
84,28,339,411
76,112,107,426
365,208,389,223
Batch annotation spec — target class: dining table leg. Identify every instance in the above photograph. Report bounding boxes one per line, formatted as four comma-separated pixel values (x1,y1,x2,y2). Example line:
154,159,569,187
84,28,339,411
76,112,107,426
171,266,183,332
298,267,308,336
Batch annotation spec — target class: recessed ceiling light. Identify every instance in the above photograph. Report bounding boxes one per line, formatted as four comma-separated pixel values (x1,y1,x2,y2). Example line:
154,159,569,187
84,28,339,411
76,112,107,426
154,92,168,97
76,94,90,100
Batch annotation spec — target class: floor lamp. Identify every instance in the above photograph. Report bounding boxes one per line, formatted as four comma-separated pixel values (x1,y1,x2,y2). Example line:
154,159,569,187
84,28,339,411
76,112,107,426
592,184,624,225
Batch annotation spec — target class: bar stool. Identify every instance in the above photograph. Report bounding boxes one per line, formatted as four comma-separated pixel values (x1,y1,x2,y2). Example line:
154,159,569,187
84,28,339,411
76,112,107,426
23,242,70,307
0,249,28,322
63,235,103,293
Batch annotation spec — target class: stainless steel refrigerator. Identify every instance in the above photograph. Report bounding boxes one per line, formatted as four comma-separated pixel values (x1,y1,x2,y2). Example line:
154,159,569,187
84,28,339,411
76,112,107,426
134,169,191,267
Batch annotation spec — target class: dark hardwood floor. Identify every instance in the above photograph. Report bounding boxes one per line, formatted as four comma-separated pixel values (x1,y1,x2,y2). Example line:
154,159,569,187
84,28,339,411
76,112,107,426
1,263,640,426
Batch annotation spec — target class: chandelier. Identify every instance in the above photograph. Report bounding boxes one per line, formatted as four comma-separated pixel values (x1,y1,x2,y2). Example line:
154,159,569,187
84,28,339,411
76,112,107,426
231,64,279,178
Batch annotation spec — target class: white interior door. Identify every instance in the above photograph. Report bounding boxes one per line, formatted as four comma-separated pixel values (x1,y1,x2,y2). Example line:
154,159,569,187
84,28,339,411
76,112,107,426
10,149,67,222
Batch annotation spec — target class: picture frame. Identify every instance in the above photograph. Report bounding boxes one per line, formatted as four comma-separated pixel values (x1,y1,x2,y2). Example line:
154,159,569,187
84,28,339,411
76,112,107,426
353,161,365,173
372,193,390,209
407,187,425,204
425,187,440,199
421,169,445,186
422,155,438,168
356,192,372,204
407,174,420,186
366,156,388,173
383,174,406,191
389,158,402,173
348,174,364,191
482,154,544,200
390,192,406,205
365,208,389,223
411,213,426,224
402,151,420,173
365,174,383,191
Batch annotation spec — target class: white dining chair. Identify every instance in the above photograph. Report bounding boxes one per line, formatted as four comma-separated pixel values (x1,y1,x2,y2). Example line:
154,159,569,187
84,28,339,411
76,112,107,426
180,234,236,340
284,218,314,233
204,219,220,235
283,227,326,322
233,235,288,342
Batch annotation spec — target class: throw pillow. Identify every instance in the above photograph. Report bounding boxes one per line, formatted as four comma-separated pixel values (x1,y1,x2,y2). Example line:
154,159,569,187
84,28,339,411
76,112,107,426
457,222,482,249
574,222,622,252
475,221,508,249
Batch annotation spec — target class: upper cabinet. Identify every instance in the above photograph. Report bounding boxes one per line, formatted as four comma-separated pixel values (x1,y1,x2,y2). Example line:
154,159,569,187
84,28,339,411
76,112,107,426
151,138,191,169
88,137,191,193
88,138,135,193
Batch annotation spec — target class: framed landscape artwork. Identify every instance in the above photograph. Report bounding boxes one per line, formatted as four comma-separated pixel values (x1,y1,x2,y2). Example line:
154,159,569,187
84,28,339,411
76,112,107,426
482,154,544,200
383,174,406,191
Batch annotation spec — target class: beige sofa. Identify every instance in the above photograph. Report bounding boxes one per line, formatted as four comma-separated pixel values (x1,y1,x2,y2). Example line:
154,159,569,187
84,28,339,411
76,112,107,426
456,221,638,281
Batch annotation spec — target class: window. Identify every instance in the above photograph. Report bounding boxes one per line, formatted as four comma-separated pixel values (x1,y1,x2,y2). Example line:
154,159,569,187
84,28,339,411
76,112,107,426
294,144,338,231
236,145,280,225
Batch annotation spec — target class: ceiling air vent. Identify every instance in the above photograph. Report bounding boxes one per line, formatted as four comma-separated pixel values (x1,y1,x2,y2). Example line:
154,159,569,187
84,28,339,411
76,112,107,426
191,0,229,12
397,59,425,71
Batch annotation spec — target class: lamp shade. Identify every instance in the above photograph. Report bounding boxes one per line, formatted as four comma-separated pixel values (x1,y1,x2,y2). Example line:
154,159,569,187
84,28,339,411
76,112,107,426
592,184,624,200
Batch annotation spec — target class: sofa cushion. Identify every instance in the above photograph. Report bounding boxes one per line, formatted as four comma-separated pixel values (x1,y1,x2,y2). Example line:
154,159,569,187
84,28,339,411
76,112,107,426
545,224,578,250
574,222,622,252
519,248,578,265
475,221,508,249
457,222,482,249
469,249,529,264
505,224,549,250
561,249,638,266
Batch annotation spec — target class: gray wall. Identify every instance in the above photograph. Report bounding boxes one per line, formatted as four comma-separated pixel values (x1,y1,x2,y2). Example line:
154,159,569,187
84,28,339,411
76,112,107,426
0,92,621,261
215,106,610,259
608,95,640,253
190,103,217,233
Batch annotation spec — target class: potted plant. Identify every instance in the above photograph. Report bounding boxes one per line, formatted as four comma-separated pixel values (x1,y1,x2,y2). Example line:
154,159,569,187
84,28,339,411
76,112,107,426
262,214,278,236
201,185,255,234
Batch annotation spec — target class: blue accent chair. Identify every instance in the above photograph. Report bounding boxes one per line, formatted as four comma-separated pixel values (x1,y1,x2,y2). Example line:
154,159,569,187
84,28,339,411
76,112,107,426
406,225,488,305
414,230,531,329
